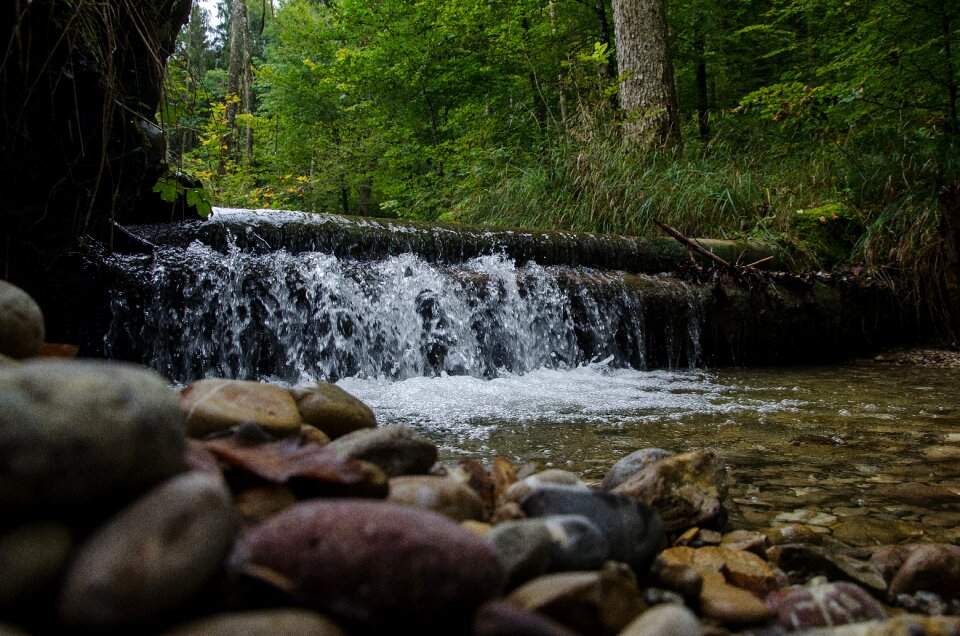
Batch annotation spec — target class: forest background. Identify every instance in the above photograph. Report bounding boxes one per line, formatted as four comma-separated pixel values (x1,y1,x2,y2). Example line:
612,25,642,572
161,0,960,334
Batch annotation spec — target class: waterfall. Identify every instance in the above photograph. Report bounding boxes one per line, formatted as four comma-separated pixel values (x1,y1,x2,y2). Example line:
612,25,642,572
104,211,707,383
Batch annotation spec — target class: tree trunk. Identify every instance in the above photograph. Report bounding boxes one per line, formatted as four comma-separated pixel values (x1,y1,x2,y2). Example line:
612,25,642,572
0,0,191,344
224,0,252,169
694,12,710,140
610,0,681,147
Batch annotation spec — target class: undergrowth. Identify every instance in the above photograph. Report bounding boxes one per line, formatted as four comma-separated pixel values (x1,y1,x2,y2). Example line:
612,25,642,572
444,115,960,338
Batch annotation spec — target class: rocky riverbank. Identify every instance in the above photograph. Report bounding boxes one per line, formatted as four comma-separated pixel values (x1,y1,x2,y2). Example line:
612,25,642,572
2,280,960,636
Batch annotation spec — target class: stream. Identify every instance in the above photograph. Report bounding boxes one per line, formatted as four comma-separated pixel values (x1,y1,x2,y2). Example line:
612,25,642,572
340,361,960,543
104,208,957,543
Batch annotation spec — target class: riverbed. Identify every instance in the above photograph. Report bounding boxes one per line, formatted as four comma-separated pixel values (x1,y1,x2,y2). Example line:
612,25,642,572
340,359,960,543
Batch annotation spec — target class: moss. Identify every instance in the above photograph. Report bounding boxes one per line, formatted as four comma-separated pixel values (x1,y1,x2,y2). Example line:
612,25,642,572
792,203,861,270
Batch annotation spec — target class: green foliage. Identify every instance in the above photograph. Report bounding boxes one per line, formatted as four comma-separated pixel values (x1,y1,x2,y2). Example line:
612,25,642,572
152,173,214,219
158,0,960,331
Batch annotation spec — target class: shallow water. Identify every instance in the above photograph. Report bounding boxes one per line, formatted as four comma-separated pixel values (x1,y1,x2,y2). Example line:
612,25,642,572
339,361,960,540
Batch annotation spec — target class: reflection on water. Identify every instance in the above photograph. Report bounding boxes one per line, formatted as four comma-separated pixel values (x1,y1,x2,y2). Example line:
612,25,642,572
339,361,960,539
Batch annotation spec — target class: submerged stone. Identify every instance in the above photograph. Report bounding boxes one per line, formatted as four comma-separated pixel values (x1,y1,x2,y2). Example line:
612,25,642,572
602,448,675,490
612,449,728,532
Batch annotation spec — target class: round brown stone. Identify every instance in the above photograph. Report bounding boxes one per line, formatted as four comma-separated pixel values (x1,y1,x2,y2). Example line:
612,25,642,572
229,500,504,628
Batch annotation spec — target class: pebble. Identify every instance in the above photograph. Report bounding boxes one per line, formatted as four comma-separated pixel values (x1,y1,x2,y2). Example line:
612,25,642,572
446,459,497,513
0,360,186,510
612,449,728,532
831,516,921,546
922,445,960,462
768,543,887,593
772,508,838,527
505,469,589,503
234,485,299,524
181,379,303,438
887,543,960,597
57,472,236,630
229,499,503,629
763,523,825,545
660,545,780,596
0,280,44,359
652,559,703,601
507,562,644,636
204,433,388,498
619,603,703,636
699,578,771,625
387,474,486,521
490,456,518,501
288,382,376,439
159,608,348,636
520,486,664,575
720,529,767,556
323,424,437,477
601,448,675,490
485,519,553,587
766,581,886,631
542,514,610,571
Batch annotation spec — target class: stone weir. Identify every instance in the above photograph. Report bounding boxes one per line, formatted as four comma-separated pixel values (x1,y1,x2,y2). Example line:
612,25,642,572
99,208,908,383
125,208,785,272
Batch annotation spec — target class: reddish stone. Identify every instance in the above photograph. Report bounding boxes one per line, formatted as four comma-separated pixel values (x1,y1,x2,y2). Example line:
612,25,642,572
230,500,504,628
766,581,886,631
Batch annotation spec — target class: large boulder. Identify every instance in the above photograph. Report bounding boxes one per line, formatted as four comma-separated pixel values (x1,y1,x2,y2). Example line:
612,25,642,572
0,360,186,511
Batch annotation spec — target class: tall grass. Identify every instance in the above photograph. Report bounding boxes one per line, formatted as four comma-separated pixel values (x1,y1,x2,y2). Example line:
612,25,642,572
448,123,854,267
447,116,959,337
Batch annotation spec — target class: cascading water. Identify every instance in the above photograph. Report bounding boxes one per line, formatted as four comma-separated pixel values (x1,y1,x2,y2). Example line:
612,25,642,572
104,227,706,384
97,209,959,545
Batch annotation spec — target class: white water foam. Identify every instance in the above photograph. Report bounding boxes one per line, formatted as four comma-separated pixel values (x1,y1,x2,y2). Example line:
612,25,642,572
336,361,803,444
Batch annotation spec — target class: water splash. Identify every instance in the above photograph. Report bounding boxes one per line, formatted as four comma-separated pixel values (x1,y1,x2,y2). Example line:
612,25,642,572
105,235,705,383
